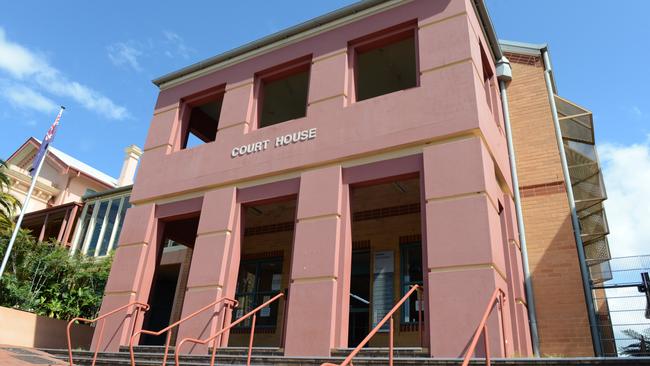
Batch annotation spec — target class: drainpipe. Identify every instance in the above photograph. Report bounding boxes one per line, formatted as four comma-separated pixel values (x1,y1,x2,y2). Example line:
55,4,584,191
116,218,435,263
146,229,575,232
541,48,603,357
496,56,541,357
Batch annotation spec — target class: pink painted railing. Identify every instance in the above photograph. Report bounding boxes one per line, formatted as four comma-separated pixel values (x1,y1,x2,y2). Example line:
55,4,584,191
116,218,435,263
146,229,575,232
174,292,284,366
460,288,506,366
321,284,423,366
67,301,149,366
129,296,238,366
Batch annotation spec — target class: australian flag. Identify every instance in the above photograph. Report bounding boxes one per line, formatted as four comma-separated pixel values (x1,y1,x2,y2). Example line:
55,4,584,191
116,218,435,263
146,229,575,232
30,107,65,177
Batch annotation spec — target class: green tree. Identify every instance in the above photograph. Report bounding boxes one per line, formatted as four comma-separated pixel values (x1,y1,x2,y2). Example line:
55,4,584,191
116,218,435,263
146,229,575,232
620,328,650,356
0,229,112,320
0,159,20,230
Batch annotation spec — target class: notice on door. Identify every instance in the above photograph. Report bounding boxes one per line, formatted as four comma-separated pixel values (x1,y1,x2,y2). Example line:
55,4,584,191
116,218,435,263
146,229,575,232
372,251,394,332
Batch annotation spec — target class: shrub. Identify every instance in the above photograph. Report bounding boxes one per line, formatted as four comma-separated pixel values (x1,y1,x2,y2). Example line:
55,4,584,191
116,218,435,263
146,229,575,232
0,227,112,320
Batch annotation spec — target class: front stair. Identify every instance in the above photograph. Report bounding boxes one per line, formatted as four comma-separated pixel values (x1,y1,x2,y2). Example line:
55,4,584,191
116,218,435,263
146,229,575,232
42,346,650,366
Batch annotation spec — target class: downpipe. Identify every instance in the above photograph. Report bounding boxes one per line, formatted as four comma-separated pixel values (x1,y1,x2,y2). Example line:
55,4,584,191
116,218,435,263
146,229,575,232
541,49,603,356
496,57,541,357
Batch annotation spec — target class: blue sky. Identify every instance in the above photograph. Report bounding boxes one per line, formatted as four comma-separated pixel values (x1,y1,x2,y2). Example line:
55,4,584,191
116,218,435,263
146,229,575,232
1,2,648,255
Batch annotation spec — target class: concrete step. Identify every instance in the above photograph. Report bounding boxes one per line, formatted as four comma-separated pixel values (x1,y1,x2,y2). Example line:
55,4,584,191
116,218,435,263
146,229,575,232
332,347,428,358
42,348,650,366
118,345,284,356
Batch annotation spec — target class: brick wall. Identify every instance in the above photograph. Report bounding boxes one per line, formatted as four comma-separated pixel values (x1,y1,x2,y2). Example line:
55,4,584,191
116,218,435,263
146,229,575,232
507,55,594,356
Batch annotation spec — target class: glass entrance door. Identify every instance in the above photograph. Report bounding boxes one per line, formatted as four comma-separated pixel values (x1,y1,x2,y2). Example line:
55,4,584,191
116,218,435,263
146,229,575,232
348,250,371,347
234,257,283,330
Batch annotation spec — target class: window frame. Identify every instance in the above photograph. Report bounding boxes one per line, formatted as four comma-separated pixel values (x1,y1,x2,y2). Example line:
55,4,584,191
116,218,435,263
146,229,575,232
400,241,423,325
348,20,420,103
177,86,225,151
253,55,312,130
70,193,131,257
479,43,501,127
234,256,284,329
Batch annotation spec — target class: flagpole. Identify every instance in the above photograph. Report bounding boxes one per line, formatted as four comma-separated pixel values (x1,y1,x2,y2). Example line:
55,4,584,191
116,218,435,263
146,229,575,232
0,107,65,278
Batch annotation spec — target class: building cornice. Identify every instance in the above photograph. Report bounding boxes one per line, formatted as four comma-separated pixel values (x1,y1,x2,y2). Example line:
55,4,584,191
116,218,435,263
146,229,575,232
3,164,60,203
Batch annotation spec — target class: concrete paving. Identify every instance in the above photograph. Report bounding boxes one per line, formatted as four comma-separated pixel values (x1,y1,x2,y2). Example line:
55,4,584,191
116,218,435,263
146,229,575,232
0,345,66,366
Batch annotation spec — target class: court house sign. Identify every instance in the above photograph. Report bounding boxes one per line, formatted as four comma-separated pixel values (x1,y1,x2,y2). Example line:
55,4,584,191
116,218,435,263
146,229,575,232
230,127,317,158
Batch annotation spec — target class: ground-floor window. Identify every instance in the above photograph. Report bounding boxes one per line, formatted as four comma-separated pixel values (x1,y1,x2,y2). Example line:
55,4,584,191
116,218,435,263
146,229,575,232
400,242,423,324
234,257,283,328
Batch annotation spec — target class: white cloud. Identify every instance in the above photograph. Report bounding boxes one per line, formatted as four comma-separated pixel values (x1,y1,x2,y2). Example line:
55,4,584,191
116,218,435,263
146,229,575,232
163,31,194,59
631,106,643,117
0,27,129,120
1,83,58,113
599,137,650,257
107,42,143,71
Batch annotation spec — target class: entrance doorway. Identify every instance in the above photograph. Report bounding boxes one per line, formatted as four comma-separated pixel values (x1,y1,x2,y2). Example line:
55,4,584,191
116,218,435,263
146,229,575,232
348,176,424,347
228,198,296,347
140,215,199,345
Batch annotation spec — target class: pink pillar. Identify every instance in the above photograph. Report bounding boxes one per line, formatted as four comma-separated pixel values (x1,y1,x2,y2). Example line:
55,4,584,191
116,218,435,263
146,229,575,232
423,137,512,358
175,187,240,354
284,165,349,356
91,203,158,352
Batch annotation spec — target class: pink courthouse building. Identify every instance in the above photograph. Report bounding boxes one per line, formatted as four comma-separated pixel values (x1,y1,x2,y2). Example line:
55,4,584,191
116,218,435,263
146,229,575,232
94,0,534,358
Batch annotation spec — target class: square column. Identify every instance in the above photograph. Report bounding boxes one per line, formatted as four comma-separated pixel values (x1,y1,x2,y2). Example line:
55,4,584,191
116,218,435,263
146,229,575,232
176,187,240,353
284,166,349,356
423,137,512,357
92,203,158,352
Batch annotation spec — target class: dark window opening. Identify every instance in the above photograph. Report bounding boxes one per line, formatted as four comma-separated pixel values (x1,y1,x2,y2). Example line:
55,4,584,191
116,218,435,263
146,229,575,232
258,63,310,128
480,44,499,123
181,95,223,149
354,28,417,102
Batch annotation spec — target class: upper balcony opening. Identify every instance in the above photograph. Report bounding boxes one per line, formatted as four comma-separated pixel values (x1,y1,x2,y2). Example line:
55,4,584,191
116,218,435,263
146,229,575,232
181,91,223,149
352,22,417,102
257,58,311,128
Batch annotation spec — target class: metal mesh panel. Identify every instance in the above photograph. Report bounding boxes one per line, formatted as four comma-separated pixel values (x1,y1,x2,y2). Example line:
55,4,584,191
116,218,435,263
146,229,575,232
585,237,612,263
556,95,589,118
589,259,613,284
560,114,594,144
580,204,610,242
572,169,607,203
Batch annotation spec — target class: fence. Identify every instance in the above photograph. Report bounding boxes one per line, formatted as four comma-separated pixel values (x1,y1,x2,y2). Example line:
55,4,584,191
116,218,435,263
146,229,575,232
589,255,650,357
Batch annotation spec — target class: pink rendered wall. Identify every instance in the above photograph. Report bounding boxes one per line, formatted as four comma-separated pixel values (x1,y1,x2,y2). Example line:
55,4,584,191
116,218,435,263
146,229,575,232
95,0,532,358
132,0,511,204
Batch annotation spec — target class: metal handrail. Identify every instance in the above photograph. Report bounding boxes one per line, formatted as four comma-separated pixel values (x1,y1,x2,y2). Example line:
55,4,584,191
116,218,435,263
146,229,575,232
129,296,238,366
67,301,150,366
460,288,506,366
322,284,423,366
174,292,284,366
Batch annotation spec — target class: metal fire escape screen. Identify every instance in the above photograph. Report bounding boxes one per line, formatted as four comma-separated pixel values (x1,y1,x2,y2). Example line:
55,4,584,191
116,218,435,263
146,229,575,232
555,95,612,283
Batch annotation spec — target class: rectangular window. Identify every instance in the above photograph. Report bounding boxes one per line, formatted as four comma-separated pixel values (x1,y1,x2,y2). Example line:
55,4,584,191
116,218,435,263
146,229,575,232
180,91,224,149
400,242,423,324
73,203,94,251
480,44,499,124
73,194,131,257
85,200,108,255
234,257,283,328
257,58,310,128
352,23,417,102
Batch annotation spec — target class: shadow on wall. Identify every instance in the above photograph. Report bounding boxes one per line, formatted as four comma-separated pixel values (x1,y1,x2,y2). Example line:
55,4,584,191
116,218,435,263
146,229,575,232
530,211,594,357
0,306,93,349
